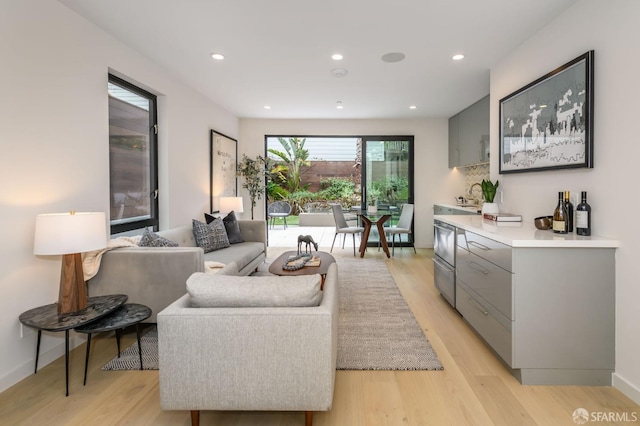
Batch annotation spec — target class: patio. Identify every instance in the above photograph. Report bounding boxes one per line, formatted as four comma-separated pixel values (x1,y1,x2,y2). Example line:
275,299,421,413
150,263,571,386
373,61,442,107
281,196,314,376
267,224,345,248
266,223,395,253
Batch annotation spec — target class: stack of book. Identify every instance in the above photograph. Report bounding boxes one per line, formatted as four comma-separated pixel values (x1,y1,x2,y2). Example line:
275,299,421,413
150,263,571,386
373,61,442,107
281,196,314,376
482,213,522,222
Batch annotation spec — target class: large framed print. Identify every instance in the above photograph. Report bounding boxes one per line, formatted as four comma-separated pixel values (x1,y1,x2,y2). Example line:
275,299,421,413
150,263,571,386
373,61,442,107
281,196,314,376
499,51,594,174
210,130,237,212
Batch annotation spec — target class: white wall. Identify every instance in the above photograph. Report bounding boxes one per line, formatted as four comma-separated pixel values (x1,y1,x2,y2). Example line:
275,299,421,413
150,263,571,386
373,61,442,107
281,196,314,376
239,118,464,247
0,0,238,392
490,0,640,403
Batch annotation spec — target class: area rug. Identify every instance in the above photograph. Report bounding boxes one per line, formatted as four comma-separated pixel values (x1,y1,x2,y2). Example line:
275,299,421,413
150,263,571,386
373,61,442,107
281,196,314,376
335,257,442,370
101,328,158,371
103,257,442,371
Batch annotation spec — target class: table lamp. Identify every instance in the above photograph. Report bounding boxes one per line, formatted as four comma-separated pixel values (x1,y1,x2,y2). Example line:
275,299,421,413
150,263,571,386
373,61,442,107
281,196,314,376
34,212,107,314
219,196,244,215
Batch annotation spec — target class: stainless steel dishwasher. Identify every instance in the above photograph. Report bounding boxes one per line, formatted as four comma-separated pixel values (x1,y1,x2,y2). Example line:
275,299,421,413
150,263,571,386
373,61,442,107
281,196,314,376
433,219,456,307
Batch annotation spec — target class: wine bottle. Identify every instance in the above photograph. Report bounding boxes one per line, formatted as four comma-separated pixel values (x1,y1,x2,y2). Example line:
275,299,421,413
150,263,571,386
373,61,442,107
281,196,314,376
564,191,574,233
552,191,567,234
576,191,591,236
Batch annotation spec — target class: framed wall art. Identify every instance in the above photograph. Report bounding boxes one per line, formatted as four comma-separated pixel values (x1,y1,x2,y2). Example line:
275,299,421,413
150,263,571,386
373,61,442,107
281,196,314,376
499,50,594,174
210,130,237,212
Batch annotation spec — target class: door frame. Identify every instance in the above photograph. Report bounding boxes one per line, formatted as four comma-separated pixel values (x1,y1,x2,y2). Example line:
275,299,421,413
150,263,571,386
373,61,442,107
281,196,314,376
361,136,415,247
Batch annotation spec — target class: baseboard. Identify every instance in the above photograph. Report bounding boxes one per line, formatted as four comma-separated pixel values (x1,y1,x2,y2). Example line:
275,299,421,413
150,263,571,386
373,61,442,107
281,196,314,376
0,334,85,394
613,373,640,405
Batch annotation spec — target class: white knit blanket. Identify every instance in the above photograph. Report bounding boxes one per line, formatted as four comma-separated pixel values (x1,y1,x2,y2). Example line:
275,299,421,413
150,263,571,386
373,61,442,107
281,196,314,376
204,261,226,273
82,236,141,281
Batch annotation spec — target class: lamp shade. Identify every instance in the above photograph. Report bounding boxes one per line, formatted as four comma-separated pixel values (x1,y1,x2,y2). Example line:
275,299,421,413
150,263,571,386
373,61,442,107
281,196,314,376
219,196,244,214
34,212,107,255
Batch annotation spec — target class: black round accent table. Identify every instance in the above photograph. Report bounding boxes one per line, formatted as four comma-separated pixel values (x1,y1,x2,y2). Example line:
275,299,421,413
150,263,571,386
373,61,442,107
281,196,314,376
19,294,128,396
74,303,152,385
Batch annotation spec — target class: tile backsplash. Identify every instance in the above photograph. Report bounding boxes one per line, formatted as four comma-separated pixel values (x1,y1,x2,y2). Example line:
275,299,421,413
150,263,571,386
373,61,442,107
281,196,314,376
463,163,490,201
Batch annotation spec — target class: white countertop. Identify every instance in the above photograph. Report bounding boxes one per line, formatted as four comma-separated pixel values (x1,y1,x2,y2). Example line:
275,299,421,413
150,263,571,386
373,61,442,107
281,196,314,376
434,215,619,248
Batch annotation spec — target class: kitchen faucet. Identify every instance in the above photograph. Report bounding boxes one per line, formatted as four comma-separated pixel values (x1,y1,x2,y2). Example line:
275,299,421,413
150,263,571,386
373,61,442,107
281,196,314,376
468,182,483,203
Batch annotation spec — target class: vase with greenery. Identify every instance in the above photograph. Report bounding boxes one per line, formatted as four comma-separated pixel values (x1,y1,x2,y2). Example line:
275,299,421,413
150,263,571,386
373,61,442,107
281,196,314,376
237,154,272,219
481,179,500,215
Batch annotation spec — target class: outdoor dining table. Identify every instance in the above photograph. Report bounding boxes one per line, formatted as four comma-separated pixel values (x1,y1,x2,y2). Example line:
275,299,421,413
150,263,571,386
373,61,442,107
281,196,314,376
358,213,392,258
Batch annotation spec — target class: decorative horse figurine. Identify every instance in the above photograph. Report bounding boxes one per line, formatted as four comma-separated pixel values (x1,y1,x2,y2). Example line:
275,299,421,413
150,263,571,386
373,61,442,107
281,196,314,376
297,235,318,254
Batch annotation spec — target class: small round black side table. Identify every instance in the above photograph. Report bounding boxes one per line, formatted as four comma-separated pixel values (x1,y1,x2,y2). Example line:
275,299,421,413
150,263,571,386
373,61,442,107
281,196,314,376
19,294,128,396
74,303,152,385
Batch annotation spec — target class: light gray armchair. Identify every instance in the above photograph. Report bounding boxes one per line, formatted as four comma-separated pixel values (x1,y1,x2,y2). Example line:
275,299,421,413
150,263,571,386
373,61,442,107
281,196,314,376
157,263,339,426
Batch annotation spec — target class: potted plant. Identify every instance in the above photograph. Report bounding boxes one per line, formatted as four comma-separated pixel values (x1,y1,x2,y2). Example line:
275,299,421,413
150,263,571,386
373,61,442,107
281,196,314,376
237,154,272,219
481,179,499,215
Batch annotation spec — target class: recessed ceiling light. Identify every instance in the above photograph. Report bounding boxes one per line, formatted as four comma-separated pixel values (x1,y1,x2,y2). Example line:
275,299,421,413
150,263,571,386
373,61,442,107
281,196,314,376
332,53,343,61
381,52,406,63
264,105,271,110
409,105,417,110
336,101,344,109
452,54,465,61
211,53,225,60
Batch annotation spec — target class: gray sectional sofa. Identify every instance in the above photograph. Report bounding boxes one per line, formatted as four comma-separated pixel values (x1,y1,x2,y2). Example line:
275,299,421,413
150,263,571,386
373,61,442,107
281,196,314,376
87,220,266,322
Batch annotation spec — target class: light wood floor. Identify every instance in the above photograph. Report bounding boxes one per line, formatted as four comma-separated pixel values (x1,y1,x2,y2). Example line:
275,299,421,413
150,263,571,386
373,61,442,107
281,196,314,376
1,247,638,425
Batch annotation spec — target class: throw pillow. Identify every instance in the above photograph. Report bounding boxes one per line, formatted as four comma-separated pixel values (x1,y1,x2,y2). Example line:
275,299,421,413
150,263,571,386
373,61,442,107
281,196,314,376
138,228,179,247
222,211,244,244
204,212,218,224
192,218,230,253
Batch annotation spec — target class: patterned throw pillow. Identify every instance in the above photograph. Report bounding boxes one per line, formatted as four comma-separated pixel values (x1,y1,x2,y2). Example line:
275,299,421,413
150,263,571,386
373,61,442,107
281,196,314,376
138,228,179,247
192,218,230,253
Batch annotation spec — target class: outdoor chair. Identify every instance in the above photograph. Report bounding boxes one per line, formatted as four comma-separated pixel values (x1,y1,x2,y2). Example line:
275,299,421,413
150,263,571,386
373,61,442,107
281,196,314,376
385,203,416,256
267,201,292,229
330,204,364,256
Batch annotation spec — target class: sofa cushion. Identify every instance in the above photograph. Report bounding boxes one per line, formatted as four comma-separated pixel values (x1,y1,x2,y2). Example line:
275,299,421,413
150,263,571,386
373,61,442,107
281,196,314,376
192,218,230,253
138,229,179,247
202,241,264,268
186,272,323,307
156,225,197,247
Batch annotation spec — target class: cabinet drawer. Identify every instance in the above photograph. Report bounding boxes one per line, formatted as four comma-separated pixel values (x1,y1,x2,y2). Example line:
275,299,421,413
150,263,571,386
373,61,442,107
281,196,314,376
457,248,513,319
433,256,455,307
457,230,512,272
456,283,512,366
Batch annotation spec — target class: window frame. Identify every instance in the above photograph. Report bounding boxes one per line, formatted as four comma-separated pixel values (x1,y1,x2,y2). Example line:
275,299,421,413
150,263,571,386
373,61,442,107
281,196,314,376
108,74,159,235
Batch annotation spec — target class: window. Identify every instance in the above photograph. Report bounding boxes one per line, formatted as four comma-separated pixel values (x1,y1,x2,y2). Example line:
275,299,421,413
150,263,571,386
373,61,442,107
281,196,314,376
108,74,158,234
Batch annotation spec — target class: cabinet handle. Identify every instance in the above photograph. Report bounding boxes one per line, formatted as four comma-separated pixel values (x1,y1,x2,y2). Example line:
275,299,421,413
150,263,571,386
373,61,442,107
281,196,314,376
433,224,454,234
433,256,454,273
468,261,489,275
468,241,490,251
467,297,489,315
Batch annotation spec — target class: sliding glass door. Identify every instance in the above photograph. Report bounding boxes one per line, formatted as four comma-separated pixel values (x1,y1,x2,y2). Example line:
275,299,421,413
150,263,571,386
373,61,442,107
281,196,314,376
361,137,414,245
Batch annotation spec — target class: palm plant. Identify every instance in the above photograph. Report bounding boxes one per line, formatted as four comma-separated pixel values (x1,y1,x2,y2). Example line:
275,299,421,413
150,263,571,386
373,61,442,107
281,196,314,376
268,137,311,194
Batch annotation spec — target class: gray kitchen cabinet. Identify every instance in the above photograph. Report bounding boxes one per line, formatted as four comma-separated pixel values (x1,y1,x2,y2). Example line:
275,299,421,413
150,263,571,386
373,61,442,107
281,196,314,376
448,114,459,168
449,95,489,167
455,229,615,386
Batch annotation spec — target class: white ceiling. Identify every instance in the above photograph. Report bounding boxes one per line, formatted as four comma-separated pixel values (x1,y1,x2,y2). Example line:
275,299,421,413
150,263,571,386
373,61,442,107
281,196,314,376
58,0,578,120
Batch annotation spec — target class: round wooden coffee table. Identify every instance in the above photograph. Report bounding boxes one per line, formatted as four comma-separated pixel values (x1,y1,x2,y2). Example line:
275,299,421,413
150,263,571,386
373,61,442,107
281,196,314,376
268,251,336,289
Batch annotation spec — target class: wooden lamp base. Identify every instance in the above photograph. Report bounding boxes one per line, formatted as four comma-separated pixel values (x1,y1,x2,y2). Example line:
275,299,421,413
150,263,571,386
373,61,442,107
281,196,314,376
58,252,87,314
